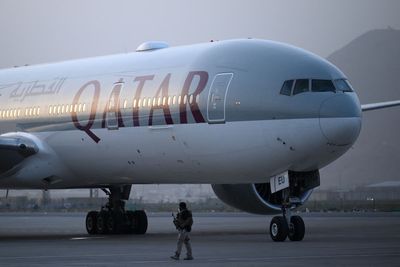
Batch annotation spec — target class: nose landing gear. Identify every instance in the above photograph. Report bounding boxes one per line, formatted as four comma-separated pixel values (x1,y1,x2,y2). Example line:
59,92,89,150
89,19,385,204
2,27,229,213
85,185,148,235
269,188,305,242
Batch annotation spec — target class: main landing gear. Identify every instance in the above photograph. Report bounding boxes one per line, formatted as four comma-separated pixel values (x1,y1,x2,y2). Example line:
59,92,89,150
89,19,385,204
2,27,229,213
85,185,148,235
269,188,305,242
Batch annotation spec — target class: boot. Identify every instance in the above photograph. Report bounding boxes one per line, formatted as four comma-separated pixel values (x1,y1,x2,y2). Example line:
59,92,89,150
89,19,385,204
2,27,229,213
170,253,180,260
184,256,194,260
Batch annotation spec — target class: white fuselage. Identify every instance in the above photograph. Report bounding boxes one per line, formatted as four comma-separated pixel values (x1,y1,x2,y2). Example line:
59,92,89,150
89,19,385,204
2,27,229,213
0,39,361,189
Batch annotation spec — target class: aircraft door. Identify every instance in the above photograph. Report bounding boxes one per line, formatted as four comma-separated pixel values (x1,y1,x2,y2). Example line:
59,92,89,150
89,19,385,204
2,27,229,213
106,82,124,130
207,73,233,123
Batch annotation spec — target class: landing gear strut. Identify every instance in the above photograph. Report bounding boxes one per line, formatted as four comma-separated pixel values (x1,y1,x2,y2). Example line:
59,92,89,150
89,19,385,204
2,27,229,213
269,188,305,242
85,185,148,235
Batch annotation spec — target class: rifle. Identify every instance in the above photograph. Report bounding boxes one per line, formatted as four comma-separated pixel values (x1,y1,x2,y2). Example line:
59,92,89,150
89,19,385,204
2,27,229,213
172,212,179,229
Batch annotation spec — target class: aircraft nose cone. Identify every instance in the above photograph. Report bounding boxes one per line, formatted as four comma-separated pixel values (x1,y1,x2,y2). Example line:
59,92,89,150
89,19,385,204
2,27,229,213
319,94,362,146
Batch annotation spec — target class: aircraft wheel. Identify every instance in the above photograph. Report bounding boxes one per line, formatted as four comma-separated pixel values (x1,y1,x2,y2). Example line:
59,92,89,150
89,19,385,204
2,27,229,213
288,215,305,241
106,213,118,234
132,210,148,235
270,216,288,242
96,211,109,234
86,211,98,235
126,211,135,234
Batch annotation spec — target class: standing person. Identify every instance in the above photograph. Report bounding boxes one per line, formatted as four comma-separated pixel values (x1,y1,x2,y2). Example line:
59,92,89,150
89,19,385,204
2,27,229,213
171,202,194,260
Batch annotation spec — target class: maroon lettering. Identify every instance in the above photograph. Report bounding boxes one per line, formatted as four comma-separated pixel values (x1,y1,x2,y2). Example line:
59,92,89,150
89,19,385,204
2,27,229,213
132,75,154,126
179,71,209,123
148,74,174,126
72,80,101,143
101,80,126,128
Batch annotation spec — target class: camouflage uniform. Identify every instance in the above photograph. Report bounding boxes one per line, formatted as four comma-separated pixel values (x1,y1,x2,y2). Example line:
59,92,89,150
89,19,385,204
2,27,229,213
171,203,193,260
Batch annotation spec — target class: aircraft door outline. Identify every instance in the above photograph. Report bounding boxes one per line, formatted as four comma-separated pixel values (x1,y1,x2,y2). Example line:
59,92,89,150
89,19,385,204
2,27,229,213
207,73,233,123
106,82,124,130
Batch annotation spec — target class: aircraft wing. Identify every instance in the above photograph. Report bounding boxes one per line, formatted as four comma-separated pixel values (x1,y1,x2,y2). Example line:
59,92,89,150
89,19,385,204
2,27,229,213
361,100,400,112
0,136,38,176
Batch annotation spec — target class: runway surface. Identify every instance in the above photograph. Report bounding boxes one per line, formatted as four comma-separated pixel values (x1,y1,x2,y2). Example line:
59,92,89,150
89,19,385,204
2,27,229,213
0,212,399,266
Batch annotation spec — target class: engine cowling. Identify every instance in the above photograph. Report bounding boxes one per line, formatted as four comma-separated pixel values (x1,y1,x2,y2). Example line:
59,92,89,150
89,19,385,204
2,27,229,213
212,170,320,215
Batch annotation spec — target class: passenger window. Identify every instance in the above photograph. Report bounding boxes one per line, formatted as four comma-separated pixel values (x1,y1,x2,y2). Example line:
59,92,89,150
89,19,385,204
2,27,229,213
312,80,335,92
334,79,354,92
280,80,294,96
293,79,309,95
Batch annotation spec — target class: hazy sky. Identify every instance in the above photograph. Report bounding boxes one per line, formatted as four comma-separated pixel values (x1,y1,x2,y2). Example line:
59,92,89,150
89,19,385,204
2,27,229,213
0,0,399,69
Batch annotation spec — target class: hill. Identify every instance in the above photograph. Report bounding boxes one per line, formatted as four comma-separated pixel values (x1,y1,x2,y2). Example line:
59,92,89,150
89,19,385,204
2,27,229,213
321,28,400,190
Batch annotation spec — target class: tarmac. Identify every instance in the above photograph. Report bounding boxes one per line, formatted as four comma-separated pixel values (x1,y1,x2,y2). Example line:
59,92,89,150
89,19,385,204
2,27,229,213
0,212,399,266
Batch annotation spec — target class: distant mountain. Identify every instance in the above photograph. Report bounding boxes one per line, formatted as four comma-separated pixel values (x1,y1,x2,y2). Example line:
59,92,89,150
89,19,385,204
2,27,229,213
321,28,400,190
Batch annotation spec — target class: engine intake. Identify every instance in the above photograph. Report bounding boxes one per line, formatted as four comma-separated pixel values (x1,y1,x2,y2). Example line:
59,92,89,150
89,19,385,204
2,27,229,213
212,170,320,214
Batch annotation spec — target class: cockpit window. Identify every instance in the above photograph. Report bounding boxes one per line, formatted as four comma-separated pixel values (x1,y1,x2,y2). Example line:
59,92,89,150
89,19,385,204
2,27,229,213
293,79,309,95
279,78,353,96
280,80,294,96
312,79,335,92
334,79,354,92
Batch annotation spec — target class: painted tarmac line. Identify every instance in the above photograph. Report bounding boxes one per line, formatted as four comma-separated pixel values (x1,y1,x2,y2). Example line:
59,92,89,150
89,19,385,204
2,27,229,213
1,252,399,262
70,237,105,240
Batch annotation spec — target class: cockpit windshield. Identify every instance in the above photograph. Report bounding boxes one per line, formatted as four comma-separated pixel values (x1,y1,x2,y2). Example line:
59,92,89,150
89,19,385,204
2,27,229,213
312,80,335,92
334,79,354,92
293,79,309,95
280,80,294,96
279,78,354,96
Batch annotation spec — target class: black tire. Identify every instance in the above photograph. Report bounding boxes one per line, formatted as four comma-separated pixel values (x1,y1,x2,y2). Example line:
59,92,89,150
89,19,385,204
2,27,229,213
96,211,109,234
269,216,288,242
288,215,305,241
106,213,118,234
126,211,135,234
133,210,148,235
86,211,98,235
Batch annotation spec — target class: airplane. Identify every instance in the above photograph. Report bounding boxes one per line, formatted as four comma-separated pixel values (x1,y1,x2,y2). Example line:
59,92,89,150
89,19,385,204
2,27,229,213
0,39,399,241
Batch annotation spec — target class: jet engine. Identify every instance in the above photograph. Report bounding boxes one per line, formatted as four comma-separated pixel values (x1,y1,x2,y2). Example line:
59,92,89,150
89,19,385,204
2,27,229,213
212,170,320,214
